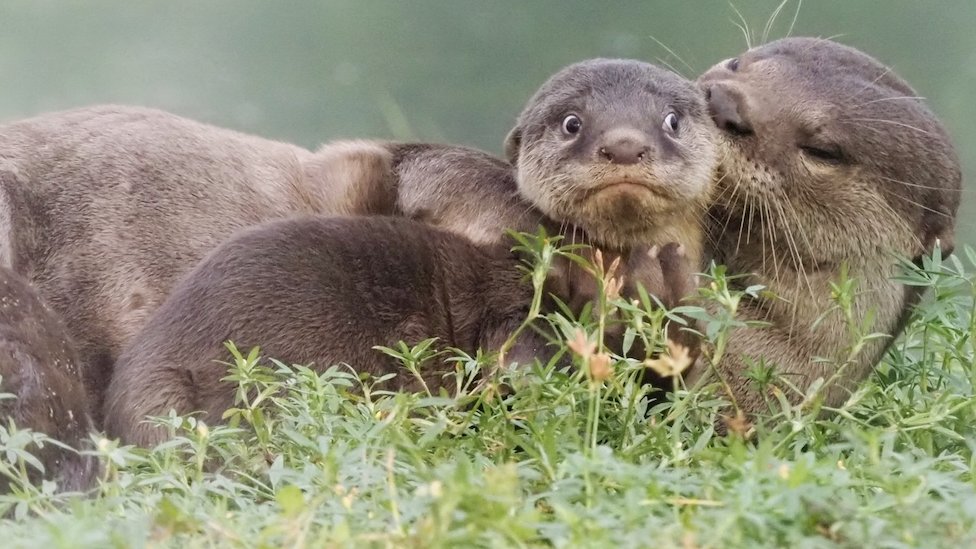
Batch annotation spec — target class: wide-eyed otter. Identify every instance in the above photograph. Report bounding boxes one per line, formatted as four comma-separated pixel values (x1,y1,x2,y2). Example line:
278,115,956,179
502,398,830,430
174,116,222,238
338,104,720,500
0,264,97,491
504,59,715,261
0,58,715,424
691,37,961,416
367,58,717,262
103,216,696,447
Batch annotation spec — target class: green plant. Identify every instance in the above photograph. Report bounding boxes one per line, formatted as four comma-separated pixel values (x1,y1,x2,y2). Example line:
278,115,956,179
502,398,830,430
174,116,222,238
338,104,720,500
1,242,975,548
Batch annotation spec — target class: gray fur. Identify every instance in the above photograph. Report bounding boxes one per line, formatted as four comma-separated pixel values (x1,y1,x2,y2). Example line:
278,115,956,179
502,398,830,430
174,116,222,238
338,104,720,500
504,58,717,255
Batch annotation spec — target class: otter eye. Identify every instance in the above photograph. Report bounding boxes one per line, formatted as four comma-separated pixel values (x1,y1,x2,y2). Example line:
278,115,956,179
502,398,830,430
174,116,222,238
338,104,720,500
561,114,582,135
800,145,845,164
727,58,740,71
663,112,680,133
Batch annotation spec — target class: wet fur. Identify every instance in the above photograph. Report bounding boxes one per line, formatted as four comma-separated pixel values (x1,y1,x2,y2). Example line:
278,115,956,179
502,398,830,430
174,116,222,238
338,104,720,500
0,265,97,491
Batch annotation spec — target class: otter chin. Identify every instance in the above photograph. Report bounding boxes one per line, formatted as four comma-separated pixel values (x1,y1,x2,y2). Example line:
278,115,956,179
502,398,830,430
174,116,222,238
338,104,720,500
587,175,682,211
689,37,961,416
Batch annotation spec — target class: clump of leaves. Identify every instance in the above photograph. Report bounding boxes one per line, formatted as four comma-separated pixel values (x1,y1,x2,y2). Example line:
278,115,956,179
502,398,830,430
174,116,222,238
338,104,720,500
0,240,975,548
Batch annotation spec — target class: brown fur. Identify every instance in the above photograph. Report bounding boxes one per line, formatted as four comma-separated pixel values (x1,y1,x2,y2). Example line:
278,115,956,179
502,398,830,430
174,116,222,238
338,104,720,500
0,106,400,424
102,216,545,447
0,264,97,491
692,37,962,415
104,215,698,447
1,60,714,427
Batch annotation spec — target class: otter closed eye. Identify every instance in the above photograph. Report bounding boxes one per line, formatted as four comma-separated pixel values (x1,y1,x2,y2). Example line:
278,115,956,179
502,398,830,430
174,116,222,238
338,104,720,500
800,144,845,164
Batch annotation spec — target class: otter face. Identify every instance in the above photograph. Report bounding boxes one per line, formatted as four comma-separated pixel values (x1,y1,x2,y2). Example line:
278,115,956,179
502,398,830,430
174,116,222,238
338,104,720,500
506,59,718,249
698,37,961,269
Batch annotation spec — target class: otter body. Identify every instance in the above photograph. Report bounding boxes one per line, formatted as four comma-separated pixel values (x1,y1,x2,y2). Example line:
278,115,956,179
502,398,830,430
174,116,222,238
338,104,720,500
103,59,712,445
0,266,96,491
692,37,961,414
0,106,399,421
2,60,715,425
103,216,544,446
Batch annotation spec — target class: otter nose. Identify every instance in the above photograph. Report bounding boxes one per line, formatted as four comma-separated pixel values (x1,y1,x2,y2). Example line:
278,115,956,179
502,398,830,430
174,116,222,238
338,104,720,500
706,84,753,136
597,129,650,165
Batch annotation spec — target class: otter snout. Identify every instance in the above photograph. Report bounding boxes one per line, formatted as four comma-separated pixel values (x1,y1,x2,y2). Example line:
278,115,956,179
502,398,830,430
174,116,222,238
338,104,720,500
705,84,753,136
597,128,651,165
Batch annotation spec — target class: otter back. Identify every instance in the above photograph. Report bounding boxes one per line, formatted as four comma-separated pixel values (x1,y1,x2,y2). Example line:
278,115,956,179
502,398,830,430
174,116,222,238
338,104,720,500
103,215,545,447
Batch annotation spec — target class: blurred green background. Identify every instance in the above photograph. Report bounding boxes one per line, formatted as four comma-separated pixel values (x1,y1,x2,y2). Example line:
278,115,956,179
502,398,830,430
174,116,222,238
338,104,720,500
1,1,973,241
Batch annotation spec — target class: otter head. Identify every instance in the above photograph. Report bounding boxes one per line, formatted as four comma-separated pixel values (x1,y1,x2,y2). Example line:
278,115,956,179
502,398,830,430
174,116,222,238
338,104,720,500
698,37,961,270
505,59,718,250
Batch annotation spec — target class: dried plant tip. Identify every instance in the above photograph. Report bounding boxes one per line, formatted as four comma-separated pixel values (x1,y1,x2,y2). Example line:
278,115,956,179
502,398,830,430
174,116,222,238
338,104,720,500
593,248,605,274
647,245,660,259
589,352,612,382
643,339,694,378
606,254,621,280
722,410,753,438
605,275,624,302
567,329,596,360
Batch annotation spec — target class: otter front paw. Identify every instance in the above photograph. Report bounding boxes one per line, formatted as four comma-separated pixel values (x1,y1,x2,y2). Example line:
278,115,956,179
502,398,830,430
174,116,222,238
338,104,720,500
625,242,701,363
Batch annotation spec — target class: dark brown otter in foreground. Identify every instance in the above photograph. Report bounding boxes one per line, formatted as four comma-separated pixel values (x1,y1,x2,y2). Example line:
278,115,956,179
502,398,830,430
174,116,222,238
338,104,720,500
691,37,961,416
0,265,97,491
103,216,697,447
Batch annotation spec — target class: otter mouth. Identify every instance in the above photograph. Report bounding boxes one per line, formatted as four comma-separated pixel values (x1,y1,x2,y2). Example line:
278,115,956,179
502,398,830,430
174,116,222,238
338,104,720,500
585,178,670,200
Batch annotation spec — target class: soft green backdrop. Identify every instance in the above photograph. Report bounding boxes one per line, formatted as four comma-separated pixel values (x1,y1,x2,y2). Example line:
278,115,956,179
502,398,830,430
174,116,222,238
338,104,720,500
2,1,972,240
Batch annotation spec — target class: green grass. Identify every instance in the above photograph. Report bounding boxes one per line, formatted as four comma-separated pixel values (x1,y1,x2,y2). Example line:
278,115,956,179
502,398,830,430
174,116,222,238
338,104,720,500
1,241,976,548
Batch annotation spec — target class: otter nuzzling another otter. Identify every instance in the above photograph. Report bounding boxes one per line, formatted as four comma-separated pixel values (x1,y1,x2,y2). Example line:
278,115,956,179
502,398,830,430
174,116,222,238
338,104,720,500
691,37,961,414
292,39,962,420
0,35,958,452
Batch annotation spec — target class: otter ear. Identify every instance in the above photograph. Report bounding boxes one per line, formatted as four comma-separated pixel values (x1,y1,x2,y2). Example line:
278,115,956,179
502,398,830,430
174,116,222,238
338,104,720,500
504,125,522,164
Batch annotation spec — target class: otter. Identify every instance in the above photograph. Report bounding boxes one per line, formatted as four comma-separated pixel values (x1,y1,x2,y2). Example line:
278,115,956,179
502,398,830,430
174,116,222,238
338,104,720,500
0,107,395,423
102,216,696,447
690,37,961,416
0,58,716,424
0,264,97,491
